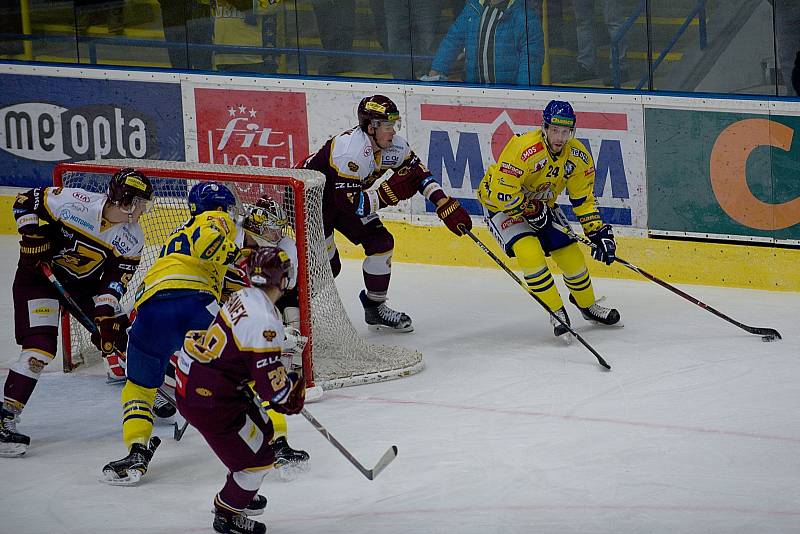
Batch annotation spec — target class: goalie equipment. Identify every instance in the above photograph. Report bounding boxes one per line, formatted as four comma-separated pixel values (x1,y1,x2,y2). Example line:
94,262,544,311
213,508,266,534
101,436,161,486
569,294,621,326
359,290,413,332
271,436,310,481
0,406,30,458
242,196,287,245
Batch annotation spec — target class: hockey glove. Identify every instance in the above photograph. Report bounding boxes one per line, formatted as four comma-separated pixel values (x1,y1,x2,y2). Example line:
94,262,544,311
18,233,52,268
93,313,131,355
436,197,472,236
522,201,552,234
586,224,617,265
270,371,305,415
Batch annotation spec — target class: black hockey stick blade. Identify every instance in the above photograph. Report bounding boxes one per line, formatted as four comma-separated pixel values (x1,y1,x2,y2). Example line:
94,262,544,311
174,418,190,441
301,408,398,480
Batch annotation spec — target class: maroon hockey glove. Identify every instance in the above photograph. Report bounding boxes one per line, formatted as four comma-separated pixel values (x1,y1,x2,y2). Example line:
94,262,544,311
378,157,430,205
18,233,52,268
436,197,472,236
92,314,131,355
270,371,305,415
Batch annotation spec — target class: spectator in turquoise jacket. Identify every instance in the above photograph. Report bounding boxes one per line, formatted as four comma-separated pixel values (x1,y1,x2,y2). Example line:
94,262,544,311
421,0,544,85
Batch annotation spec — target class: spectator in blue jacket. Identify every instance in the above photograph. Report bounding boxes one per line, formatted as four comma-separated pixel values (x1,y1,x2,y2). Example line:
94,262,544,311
421,0,544,86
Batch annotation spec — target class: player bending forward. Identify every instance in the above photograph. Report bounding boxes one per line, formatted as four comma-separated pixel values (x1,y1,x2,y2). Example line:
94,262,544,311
238,195,310,476
477,100,621,338
300,94,472,331
1,169,153,457
176,247,305,534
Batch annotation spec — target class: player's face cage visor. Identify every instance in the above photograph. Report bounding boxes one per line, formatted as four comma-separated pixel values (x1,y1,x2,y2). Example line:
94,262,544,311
371,118,402,133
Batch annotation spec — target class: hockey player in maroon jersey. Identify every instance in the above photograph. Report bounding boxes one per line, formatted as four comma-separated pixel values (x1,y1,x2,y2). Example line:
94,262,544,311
0,168,153,457
175,247,305,534
300,94,472,332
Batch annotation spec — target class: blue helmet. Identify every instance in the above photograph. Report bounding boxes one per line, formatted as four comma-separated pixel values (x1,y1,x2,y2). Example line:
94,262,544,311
542,100,576,129
188,182,236,215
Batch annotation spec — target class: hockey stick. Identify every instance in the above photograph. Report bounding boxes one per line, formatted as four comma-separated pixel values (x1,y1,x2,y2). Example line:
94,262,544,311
459,226,611,370
551,221,782,341
300,408,398,481
39,263,190,439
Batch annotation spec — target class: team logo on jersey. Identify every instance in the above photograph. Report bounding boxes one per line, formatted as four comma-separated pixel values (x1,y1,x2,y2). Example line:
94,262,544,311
263,330,277,341
195,388,213,397
499,162,524,177
348,161,359,172
28,357,45,374
533,158,547,172
55,241,106,278
520,142,545,161
72,191,90,202
564,161,576,177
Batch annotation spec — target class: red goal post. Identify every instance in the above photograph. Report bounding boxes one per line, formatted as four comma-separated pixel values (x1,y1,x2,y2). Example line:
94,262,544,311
53,159,423,392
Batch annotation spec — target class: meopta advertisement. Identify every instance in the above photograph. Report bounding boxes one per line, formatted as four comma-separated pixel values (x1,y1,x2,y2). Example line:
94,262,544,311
0,69,184,187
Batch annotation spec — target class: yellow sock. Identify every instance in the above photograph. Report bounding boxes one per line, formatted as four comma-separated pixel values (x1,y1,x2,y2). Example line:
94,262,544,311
268,409,287,440
512,236,564,311
551,243,596,308
121,381,157,449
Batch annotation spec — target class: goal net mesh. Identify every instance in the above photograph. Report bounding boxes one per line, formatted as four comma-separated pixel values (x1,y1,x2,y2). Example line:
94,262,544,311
54,159,423,390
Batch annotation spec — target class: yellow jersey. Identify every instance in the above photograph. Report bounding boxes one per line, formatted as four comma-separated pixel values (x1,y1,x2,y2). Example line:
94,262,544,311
135,211,242,306
477,129,603,234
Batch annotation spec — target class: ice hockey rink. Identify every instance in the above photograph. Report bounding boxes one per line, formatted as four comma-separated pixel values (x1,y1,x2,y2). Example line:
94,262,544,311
1,234,798,534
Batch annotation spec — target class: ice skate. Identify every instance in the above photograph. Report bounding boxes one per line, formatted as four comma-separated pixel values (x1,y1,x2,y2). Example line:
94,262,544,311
0,406,30,458
359,291,413,332
569,294,622,326
244,495,267,516
153,390,177,419
213,508,266,534
271,436,310,481
101,437,160,485
549,307,573,344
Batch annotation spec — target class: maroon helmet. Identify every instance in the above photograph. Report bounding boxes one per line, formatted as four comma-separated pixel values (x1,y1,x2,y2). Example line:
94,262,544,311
247,246,292,290
108,168,153,206
357,95,401,132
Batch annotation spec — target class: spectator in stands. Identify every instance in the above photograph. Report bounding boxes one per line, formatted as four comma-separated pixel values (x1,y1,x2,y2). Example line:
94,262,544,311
421,0,544,86
771,0,800,96
158,0,214,70
565,0,630,86
384,0,441,80
213,0,280,74
311,0,355,75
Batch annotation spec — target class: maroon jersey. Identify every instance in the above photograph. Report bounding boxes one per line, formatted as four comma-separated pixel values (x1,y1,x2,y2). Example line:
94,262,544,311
13,187,144,306
299,127,447,219
175,287,290,406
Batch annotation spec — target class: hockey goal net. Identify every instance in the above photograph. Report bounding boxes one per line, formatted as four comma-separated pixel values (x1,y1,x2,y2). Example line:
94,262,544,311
53,160,423,391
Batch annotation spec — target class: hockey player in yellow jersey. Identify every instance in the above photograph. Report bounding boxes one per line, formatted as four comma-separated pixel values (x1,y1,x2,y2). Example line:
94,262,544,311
102,182,243,485
477,100,621,338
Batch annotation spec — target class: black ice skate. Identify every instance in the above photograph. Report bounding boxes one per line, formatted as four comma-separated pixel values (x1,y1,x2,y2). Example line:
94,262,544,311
244,495,267,516
271,436,310,481
549,306,572,339
359,290,413,332
569,294,621,326
101,436,161,485
153,390,177,419
0,406,30,458
213,508,266,534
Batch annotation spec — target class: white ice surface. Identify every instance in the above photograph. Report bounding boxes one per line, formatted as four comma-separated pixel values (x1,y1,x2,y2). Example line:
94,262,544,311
0,234,798,534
